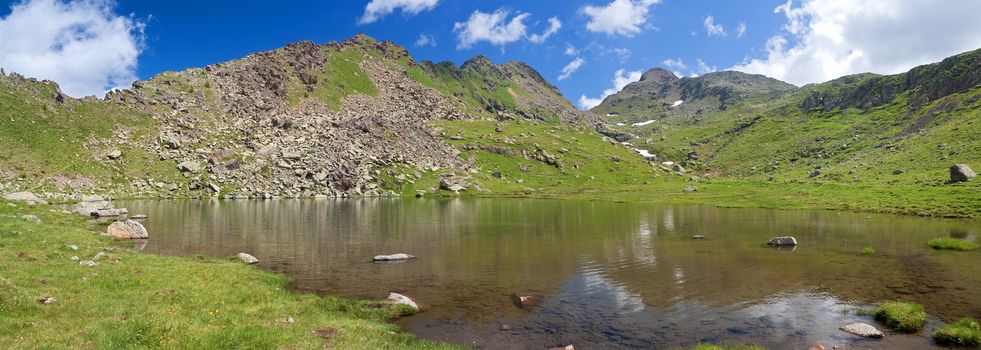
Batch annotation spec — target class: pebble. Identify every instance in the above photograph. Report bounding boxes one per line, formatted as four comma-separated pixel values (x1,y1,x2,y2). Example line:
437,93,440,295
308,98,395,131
79,260,97,267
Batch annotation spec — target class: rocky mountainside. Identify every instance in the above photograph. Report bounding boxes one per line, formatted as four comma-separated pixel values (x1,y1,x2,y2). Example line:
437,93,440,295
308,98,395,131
591,68,797,124
591,47,981,206
0,34,587,198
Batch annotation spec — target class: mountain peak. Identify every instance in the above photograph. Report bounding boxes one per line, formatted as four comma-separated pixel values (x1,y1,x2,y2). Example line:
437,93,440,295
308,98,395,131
640,68,678,83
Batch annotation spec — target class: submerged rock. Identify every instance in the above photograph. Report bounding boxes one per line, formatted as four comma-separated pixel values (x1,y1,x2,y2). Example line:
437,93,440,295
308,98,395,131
237,253,259,264
373,253,415,261
511,293,538,309
106,219,149,239
767,236,798,246
387,292,419,312
950,164,976,182
840,322,884,338
692,235,705,240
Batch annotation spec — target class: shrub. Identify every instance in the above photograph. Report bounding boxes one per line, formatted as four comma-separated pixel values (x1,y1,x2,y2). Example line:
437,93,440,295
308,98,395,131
934,318,981,347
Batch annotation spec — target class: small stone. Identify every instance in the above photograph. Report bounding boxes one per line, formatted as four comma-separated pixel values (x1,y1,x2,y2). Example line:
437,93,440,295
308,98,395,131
70,256,79,261
499,324,512,331
892,169,904,175
106,149,122,160
840,322,884,338
511,293,538,309
67,244,78,251
178,160,202,173
549,346,575,350
683,185,698,192
80,260,97,267
92,252,106,261
37,296,56,305
237,253,259,264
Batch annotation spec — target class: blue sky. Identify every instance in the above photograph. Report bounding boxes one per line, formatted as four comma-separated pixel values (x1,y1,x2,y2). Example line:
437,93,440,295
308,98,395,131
2,0,981,106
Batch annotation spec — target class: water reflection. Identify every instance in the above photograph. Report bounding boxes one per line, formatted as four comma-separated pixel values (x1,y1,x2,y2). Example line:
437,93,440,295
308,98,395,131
118,198,981,349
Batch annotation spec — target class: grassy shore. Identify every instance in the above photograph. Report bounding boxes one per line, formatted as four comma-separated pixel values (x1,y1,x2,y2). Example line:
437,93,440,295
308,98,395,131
0,200,459,349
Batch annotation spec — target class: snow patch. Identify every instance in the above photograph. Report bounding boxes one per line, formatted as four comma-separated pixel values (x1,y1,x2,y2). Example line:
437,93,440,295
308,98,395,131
634,149,656,159
671,100,683,107
631,120,656,127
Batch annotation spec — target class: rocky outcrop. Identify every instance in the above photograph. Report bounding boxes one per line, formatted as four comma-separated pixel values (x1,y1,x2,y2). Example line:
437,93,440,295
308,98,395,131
105,220,149,239
3,192,47,205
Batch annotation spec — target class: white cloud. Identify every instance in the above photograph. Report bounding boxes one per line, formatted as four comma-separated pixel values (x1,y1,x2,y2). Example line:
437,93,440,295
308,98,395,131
736,22,747,38
577,69,642,109
558,57,585,81
607,47,631,62
358,0,439,25
693,59,716,76
415,33,436,47
732,0,981,86
0,0,144,98
528,16,561,43
703,15,726,37
453,9,561,49
582,0,661,36
662,58,686,71
564,44,578,56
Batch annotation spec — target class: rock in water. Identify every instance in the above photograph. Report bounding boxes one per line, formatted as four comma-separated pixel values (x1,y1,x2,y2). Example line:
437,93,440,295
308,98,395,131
373,253,415,261
387,292,419,312
549,346,575,350
840,322,884,338
237,253,259,264
3,192,47,205
511,293,538,309
692,235,705,240
767,236,798,246
950,164,976,182
105,220,149,239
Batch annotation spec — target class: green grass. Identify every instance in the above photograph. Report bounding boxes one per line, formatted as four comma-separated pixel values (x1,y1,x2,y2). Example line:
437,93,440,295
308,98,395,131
869,301,927,333
933,318,981,347
928,237,979,251
0,200,459,349
860,247,876,256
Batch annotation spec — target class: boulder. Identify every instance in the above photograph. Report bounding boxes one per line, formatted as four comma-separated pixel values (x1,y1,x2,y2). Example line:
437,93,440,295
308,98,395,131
511,293,538,309
683,185,698,192
3,191,47,205
439,177,468,193
840,322,884,338
178,160,202,173
106,149,122,160
767,236,798,246
105,220,149,239
21,215,42,224
672,164,686,173
79,260,97,267
950,164,976,182
373,253,415,261
387,292,420,312
237,253,259,264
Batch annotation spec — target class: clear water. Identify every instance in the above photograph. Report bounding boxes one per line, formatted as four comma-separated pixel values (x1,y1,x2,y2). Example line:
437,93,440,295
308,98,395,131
117,198,981,349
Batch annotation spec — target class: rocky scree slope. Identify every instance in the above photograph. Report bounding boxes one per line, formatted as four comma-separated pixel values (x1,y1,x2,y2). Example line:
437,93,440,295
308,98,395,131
0,34,587,198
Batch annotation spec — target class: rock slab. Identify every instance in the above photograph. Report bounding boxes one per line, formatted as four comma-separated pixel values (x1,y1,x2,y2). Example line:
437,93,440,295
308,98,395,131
106,220,149,239
3,192,46,205
237,253,259,264
840,322,884,338
373,253,415,261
